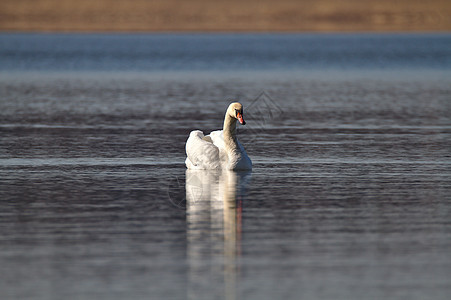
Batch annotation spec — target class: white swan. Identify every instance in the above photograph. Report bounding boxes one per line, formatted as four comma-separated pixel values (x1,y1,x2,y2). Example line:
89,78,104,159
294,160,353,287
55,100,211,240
185,102,252,170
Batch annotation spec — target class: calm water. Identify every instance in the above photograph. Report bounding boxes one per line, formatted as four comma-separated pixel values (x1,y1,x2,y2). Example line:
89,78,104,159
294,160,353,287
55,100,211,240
1,34,450,300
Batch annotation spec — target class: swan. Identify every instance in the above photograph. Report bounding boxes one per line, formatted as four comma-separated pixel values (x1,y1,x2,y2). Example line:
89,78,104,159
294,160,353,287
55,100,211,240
185,102,252,170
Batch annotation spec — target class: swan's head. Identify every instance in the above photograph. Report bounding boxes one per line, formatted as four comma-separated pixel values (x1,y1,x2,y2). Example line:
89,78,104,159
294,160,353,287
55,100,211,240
227,102,246,125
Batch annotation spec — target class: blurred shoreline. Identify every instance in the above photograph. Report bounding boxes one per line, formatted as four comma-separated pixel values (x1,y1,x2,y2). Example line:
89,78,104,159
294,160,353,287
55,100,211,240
1,0,450,32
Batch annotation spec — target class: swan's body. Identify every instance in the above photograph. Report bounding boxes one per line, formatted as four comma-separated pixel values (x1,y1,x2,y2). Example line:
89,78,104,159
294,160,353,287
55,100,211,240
185,102,252,170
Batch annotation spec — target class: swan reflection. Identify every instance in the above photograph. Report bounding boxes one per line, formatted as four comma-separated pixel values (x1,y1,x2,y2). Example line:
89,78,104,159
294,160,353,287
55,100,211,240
186,170,251,300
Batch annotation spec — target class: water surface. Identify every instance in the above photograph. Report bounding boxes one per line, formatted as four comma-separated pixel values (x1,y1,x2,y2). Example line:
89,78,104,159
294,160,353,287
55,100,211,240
1,34,450,300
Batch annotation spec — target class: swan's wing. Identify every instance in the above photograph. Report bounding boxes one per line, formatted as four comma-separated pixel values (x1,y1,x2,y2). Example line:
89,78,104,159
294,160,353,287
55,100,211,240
208,130,226,152
185,130,221,169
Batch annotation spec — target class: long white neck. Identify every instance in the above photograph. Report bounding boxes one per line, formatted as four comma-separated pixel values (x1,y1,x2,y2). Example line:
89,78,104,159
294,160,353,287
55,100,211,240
223,113,238,151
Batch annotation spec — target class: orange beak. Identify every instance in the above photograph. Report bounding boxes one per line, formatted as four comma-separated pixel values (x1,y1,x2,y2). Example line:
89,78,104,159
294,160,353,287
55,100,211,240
237,113,246,125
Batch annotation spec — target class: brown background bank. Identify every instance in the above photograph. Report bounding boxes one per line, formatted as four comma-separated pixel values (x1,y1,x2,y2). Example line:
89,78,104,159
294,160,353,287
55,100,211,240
0,0,450,32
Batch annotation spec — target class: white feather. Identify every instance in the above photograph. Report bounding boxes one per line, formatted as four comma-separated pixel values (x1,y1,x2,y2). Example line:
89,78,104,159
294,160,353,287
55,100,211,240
185,102,252,171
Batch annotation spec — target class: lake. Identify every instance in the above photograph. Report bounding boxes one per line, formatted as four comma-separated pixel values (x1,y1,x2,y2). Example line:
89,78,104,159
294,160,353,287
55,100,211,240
0,34,450,300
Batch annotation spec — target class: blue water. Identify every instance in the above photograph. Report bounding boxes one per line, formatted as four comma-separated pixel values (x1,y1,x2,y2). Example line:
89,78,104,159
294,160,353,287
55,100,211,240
1,34,450,71
1,34,451,300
